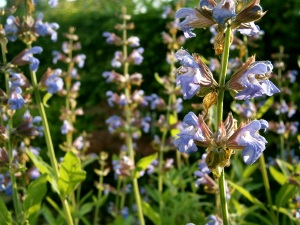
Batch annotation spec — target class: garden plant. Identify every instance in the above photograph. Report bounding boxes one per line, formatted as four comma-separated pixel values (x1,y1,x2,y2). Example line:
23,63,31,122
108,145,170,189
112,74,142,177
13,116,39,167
0,0,299,225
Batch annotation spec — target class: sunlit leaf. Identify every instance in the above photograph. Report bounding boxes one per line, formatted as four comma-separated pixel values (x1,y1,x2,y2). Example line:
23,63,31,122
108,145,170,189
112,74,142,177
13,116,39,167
273,205,299,222
43,92,53,107
275,183,297,207
135,153,157,178
58,151,86,197
269,166,287,185
0,197,12,225
256,97,274,119
26,150,58,193
74,202,94,217
142,200,161,225
154,73,164,85
276,159,292,177
228,180,267,212
24,174,48,225
169,114,179,137
242,163,258,178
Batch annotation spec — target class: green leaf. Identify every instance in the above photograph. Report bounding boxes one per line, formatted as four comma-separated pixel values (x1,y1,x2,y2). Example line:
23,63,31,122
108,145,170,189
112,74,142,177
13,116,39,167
135,153,157,178
43,92,53,107
81,155,98,168
169,114,180,137
41,206,56,225
0,196,12,225
142,200,161,225
92,193,108,208
256,97,274,119
24,174,48,225
275,183,297,207
74,202,94,218
154,73,164,85
242,163,258,179
26,150,58,193
58,151,86,197
276,159,292,177
228,180,267,212
269,166,287,185
251,212,273,225
273,206,298,222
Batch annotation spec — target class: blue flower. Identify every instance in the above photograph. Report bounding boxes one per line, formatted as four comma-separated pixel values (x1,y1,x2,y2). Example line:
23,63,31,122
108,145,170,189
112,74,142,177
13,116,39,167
15,110,43,137
175,8,200,38
28,167,41,180
129,47,144,65
212,0,236,25
73,54,86,68
176,0,266,38
8,87,25,110
174,112,269,177
4,181,12,196
4,16,18,41
106,91,127,107
9,72,30,89
48,0,58,8
227,56,280,100
73,136,84,150
145,94,165,110
206,214,223,225
175,49,217,99
230,119,268,164
35,13,59,42
11,47,43,72
102,32,121,45
105,115,123,133
61,120,74,134
233,100,256,119
24,47,43,72
45,69,64,94
174,112,206,153
111,51,123,68
141,116,151,133
127,36,140,47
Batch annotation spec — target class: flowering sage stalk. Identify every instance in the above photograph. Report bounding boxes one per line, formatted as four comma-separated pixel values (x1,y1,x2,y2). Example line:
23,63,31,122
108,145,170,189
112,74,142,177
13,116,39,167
174,0,279,224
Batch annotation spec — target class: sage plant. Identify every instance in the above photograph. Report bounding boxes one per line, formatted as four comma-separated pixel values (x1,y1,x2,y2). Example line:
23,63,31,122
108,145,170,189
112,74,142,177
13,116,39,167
102,7,156,225
174,0,280,224
1,1,86,225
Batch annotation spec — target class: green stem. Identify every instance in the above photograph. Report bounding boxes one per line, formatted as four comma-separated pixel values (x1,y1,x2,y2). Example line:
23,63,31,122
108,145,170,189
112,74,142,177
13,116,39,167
259,154,277,224
66,30,75,149
93,161,105,225
29,69,74,225
216,27,231,225
121,7,145,225
1,42,22,223
115,179,122,211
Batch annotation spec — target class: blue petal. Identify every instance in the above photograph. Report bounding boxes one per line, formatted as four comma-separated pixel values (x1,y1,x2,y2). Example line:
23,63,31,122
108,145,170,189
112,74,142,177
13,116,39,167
175,49,199,68
183,112,199,127
174,135,198,154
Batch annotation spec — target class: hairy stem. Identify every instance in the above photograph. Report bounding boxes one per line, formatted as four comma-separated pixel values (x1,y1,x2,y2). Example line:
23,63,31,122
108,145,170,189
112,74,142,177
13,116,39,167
216,27,231,225
1,42,22,223
29,66,74,225
93,160,105,225
121,7,145,225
